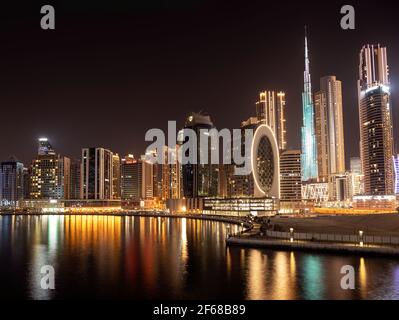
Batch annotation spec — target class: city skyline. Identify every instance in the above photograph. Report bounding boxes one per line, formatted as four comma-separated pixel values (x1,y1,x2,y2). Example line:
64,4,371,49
0,1,398,167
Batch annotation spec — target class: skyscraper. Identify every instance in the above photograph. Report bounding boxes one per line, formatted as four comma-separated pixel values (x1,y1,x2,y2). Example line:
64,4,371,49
30,138,69,200
182,112,218,198
301,28,318,181
112,153,121,199
255,91,287,152
358,44,394,195
0,157,24,207
70,159,81,200
315,75,346,198
120,154,153,202
280,150,302,202
81,148,113,200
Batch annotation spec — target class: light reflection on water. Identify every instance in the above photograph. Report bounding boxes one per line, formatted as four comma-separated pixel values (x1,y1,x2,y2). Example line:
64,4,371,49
1,215,399,300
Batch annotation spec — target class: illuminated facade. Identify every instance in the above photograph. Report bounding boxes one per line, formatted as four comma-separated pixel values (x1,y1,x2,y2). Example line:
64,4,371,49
358,44,394,195
301,182,328,203
203,197,278,217
315,76,345,184
301,30,318,182
393,155,399,194
81,147,113,200
30,138,70,200
255,91,287,151
112,153,121,199
251,124,280,199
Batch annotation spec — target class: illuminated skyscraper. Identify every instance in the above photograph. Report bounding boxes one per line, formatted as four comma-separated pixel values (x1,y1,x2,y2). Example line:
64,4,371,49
301,28,318,181
112,153,121,199
30,138,70,200
358,44,394,195
315,76,345,191
255,91,287,151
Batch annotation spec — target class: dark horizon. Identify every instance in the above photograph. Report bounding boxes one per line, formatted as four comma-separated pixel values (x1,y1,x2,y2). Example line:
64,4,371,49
1,0,399,166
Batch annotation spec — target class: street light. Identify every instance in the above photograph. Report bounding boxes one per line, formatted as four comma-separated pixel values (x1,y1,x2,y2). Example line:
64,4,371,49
290,227,294,243
359,230,364,246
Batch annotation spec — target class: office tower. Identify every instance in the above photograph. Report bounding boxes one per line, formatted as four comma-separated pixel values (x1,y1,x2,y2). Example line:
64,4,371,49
121,154,136,200
23,167,31,200
81,148,113,200
30,138,66,200
161,146,181,200
301,29,318,181
112,153,121,199
70,159,81,199
56,156,71,199
0,157,24,207
226,117,257,198
315,76,345,183
121,155,153,201
255,91,287,151
280,150,302,202
182,112,218,198
358,44,394,195
139,156,154,200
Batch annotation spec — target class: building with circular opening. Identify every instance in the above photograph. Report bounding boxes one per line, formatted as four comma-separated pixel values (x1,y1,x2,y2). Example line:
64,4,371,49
251,124,280,198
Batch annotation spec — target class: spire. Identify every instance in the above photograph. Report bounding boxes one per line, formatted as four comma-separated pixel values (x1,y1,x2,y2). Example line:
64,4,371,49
304,26,308,71
304,25,312,94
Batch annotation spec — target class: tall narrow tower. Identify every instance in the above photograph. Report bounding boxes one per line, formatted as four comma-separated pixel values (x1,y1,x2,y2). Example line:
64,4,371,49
358,44,394,195
301,27,318,181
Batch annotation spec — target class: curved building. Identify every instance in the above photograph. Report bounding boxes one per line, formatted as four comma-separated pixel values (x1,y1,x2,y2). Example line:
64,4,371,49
251,124,280,198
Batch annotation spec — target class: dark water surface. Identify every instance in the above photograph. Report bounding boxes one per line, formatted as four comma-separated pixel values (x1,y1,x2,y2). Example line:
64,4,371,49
1,215,399,300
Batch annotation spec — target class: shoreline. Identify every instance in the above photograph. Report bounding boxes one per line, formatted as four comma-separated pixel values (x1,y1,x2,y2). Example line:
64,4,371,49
0,211,252,228
226,236,399,257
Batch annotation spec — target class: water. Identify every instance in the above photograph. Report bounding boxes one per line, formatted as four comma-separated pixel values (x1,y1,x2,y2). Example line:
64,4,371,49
1,215,399,300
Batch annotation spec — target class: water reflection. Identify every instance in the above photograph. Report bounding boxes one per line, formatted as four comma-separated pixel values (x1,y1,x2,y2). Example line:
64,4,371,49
0,215,399,299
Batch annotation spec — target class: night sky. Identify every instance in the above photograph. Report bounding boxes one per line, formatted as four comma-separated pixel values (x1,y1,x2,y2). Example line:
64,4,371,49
0,0,398,167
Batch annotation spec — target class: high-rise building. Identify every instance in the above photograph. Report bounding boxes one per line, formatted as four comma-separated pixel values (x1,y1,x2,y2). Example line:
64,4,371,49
120,154,153,201
81,148,113,200
280,150,302,202
30,138,69,200
121,154,136,200
255,91,287,151
70,159,81,199
161,146,181,200
227,117,257,198
315,76,345,182
358,44,394,195
301,28,318,181
112,153,121,199
0,157,24,207
56,156,71,200
23,167,31,200
182,112,218,198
